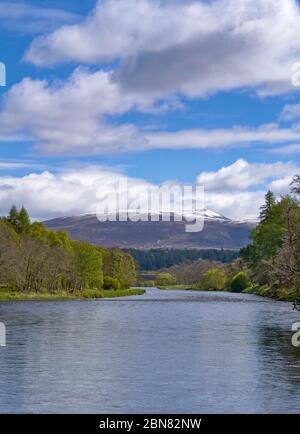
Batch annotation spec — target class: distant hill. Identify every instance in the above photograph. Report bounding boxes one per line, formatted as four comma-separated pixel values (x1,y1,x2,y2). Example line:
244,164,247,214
44,210,255,250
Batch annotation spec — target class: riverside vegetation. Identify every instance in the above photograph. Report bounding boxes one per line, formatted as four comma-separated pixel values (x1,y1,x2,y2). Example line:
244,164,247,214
148,175,300,302
0,206,143,301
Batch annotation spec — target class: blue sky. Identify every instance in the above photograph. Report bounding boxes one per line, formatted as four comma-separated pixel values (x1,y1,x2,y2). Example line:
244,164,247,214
1,0,300,220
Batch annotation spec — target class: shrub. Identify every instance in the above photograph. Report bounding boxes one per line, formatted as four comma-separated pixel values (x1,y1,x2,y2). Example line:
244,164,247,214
103,276,121,290
138,280,156,287
201,268,226,291
230,272,251,293
155,272,177,286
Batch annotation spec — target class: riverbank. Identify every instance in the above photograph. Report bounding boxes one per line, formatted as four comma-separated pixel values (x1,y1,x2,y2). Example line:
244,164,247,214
0,288,145,301
243,285,300,303
158,285,195,291
158,284,300,303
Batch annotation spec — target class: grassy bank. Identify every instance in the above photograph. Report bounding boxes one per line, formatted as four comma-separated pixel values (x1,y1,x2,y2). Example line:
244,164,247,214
159,283,300,303
243,285,300,303
0,288,145,301
158,284,196,291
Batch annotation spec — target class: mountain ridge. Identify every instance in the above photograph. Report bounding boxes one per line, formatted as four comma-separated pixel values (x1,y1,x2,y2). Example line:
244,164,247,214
44,209,256,250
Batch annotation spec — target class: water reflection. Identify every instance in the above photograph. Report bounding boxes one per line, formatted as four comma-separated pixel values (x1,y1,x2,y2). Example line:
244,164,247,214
0,289,299,413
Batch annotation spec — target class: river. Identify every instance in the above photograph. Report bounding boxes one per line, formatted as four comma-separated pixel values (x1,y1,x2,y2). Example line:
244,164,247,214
0,288,299,413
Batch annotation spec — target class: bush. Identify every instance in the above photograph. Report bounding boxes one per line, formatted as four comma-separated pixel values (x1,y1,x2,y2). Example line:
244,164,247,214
138,280,156,287
155,272,177,286
230,272,251,293
103,276,121,290
201,268,226,291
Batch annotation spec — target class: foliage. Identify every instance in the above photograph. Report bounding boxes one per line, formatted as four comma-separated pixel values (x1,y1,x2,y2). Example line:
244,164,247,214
0,288,145,301
155,272,177,286
6,205,31,234
241,194,297,284
71,241,103,290
259,190,276,223
0,206,137,293
103,276,121,290
241,182,300,294
124,248,239,271
230,272,251,293
157,259,222,285
200,268,226,291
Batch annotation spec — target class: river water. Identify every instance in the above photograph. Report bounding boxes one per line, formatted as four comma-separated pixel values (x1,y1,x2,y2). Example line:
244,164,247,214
0,288,299,413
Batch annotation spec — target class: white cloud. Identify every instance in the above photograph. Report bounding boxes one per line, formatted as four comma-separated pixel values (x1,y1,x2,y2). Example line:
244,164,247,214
0,165,152,220
0,160,43,170
0,68,148,155
197,159,300,220
195,159,299,220
271,143,300,155
146,124,300,150
196,159,298,192
25,0,300,97
1,1,300,156
280,103,300,122
0,1,79,33
1,68,300,156
0,159,297,221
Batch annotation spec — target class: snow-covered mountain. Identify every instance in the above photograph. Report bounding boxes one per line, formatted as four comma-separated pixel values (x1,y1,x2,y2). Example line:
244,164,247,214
44,209,256,250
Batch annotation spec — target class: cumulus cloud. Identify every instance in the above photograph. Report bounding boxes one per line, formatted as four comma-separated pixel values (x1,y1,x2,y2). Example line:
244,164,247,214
25,0,300,97
1,1,300,156
196,159,299,220
0,68,299,156
0,68,148,155
196,159,298,192
0,165,152,220
0,159,297,221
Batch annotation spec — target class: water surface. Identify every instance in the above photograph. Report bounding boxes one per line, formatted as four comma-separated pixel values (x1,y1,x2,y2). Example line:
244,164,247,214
0,288,299,413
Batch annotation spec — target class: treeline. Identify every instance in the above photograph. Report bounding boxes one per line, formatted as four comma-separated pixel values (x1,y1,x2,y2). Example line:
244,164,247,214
241,178,300,296
124,248,239,271
142,262,249,293
155,259,223,285
0,206,136,293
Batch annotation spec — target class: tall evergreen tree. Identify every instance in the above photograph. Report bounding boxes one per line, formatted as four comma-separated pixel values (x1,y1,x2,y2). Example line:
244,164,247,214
259,190,276,223
7,205,20,233
18,206,31,234
291,175,300,199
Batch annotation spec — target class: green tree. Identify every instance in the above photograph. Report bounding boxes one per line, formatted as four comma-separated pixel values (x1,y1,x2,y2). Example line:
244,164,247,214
241,195,298,284
156,272,177,286
7,205,31,234
71,241,103,290
103,276,121,290
18,206,31,233
230,272,251,293
7,205,20,232
259,190,276,223
121,253,137,288
0,220,19,286
201,268,226,291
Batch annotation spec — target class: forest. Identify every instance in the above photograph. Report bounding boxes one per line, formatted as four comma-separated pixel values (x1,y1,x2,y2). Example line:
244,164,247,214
240,176,300,300
0,206,137,297
124,248,239,271
145,175,300,300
